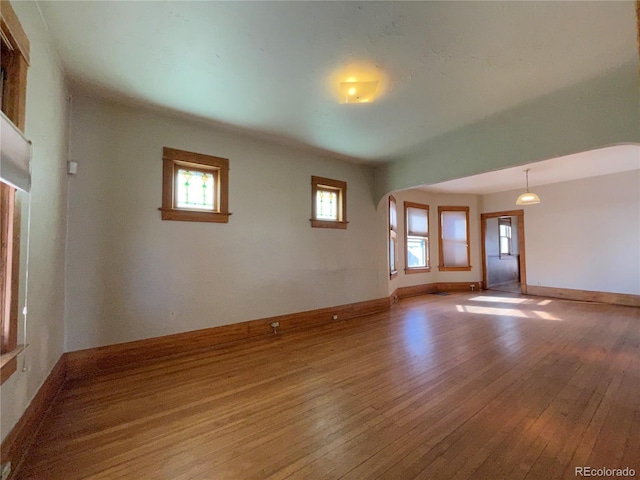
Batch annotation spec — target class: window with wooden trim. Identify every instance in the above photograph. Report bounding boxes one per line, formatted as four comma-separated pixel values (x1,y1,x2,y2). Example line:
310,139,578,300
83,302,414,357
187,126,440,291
1,0,30,384
438,206,471,271
159,147,230,223
499,217,512,257
310,176,347,229
389,195,398,279
405,202,430,273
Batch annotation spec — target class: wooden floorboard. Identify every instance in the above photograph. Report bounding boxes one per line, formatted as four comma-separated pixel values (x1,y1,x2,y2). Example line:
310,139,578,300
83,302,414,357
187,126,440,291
17,292,640,480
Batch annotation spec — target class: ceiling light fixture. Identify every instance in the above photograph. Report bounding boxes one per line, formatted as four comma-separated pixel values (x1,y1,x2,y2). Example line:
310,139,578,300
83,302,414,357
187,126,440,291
516,169,541,205
339,81,378,104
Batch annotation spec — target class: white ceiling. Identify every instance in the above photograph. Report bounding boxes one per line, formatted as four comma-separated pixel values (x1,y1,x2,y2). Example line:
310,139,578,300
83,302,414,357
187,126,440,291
419,144,640,195
38,1,637,162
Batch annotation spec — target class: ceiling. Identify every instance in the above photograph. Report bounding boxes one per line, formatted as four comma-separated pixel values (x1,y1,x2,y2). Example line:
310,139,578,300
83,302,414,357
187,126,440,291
38,1,637,162
419,145,640,195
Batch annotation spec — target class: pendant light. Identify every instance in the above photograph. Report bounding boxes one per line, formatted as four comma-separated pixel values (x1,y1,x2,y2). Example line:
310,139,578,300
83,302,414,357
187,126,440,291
516,169,541,205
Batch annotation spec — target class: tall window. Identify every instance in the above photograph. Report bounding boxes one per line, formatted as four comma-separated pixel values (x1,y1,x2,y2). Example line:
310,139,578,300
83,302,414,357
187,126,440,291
310,176,347,229
405,202,430,273
160,147,230,223
1,0,30,384
499,217,512,256
389,195,398,279
438,206,471,271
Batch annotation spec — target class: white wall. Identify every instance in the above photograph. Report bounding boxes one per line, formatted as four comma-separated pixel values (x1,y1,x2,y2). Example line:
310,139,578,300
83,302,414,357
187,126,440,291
481,170,640,295
0,2,68,443
383,189,482,294
375,61,639,201
65,93,387,352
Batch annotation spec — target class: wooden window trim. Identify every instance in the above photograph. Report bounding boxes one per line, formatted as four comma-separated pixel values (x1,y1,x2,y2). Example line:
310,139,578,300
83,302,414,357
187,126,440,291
404,201,431,274
1,0,29,132
159,147,231,223
438,206,471,272
1,0,29,385
389,195,398,279
310,176,348,229
498,217,513,259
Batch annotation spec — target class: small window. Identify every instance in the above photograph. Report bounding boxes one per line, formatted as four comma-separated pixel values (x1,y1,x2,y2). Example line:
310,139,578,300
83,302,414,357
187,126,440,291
405,202,430,273
438,206,471,271
310,176,347,229
159,147,230,223
389,195,398,279
499,217,512,257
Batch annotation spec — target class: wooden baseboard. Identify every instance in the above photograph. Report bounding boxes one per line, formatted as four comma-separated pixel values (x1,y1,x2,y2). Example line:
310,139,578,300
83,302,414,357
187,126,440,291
1,355,67,480
65,282,483,380
397,281,482,299
526,285,640,308
66,295,395,380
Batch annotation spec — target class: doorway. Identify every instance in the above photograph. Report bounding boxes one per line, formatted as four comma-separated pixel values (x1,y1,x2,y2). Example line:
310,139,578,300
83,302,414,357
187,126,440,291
481,210,527,294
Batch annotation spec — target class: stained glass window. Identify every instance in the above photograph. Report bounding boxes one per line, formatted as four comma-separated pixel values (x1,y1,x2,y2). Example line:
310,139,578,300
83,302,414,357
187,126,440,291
176,168,215,210
316,189,338,220
310,176,347,229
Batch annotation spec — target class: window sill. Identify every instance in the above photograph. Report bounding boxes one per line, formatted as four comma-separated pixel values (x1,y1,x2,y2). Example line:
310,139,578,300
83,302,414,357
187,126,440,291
405,267,431,274
1,344,26,385
438,266,472,272
159,208,231,223
310,219,348,229
390,271,398,280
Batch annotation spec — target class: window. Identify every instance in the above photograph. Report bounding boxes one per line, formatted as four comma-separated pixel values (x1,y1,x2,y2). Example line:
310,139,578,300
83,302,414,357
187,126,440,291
159,147,230,223
310,176,347,229
1,0,29,384
389,195,398,279
499,217,512,256
438,206,471,271
405,202,430,273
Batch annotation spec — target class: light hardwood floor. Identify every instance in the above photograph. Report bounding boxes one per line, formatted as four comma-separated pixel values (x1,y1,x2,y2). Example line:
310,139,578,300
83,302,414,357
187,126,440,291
18,292,640,479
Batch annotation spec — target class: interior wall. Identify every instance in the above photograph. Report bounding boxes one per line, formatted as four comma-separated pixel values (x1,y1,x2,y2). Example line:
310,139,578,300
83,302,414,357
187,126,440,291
480,170,640,295
0,2,68,443
375,61,639,201
65,93,387,352
383,189,482,294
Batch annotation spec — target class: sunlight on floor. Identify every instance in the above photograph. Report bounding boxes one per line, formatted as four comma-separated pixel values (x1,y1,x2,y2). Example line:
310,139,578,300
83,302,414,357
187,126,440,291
468,296,530,304
456,304,562,321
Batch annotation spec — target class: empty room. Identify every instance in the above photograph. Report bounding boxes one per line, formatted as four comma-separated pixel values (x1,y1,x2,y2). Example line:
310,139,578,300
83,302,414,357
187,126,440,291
1,1,639,479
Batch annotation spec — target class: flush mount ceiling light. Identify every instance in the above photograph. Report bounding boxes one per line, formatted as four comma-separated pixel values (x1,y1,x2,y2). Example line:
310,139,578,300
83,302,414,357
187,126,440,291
516,168,541,205
339,81,378,104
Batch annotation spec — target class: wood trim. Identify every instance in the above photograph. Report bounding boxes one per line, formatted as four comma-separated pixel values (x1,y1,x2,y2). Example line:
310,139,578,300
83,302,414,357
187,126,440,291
480,210,527,295
437,206,471,271
311,175,347,227
0,355,67,480
0,355,16,384
404,201,430,273
1,182,18,356
1,0,29,132
526,285,640,308
389,195,398,277
65,295,394,380
396,281,482,299
309,219,348,229
0,1,30,63
404,267,431,274
160,147,230,222
159,208,231,223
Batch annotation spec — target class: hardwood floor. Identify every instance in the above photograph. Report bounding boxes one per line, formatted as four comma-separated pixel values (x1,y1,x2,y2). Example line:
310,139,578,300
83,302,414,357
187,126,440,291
18,292,640,480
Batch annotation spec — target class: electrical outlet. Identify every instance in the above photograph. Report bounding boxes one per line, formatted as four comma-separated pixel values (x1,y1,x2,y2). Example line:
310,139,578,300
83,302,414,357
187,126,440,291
332,315,338,320
1,461,12,480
